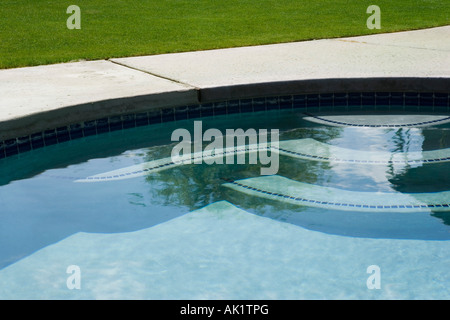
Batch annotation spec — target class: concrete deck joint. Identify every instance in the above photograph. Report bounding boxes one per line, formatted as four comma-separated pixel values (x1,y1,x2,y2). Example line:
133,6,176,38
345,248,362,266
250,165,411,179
107,59,201,90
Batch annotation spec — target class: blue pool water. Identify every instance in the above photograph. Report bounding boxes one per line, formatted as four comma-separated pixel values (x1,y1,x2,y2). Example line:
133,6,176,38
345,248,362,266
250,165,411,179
0,108,449,299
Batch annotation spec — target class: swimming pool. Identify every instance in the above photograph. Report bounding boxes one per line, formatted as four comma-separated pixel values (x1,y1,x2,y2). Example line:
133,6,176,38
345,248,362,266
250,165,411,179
0,94,449,299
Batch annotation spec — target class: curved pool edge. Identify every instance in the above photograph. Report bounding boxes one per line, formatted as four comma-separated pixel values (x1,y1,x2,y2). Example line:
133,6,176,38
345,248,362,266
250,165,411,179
2,77,449,141
198,77,450,103
1,26,449,154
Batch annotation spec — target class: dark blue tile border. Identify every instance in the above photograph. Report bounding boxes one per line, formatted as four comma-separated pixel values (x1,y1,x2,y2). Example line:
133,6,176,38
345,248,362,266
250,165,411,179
187,104,202,119
293,95,306,109
334,93,347,107
213,101,227,116
0,91,448,160
4,139,18,157
0,141,5,159
348,92,362,106
17,136,32,153
174,106,189,120
240,99,253,113
122,114,137,129
161,108,175,123
266,97,279,110
279,96,293,109
43,129,58,146
252,98,266,112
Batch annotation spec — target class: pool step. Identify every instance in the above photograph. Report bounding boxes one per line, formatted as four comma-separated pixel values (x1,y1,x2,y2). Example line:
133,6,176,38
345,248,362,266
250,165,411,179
303,114,450,128
75,138,450,182
277,138,450,165
223,175,450,212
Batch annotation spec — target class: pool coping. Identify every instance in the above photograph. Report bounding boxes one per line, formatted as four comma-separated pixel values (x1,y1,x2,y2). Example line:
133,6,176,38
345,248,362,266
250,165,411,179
1,26,449,143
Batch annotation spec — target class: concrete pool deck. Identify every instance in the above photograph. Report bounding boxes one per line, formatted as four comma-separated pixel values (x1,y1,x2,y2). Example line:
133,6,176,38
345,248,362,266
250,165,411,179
0,26,449,141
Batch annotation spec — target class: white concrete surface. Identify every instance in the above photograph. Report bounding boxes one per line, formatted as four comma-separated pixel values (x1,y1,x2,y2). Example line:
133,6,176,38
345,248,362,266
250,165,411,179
112,26,450,88
338,26,450,51
0,60,197,140
0,60,196,120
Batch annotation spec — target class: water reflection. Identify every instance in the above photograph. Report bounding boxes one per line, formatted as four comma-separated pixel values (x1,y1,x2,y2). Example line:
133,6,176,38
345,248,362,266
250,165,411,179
141,123,450,239
1,111,449,271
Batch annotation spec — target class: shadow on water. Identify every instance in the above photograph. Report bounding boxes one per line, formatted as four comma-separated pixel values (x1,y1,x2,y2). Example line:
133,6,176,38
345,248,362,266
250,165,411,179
1,110,450,270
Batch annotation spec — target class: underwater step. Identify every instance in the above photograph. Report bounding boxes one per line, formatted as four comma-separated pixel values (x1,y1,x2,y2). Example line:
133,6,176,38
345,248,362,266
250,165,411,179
75,138,450,182
303,114,450,128
74,143,266,182
277,138,450,165
223,175,450,213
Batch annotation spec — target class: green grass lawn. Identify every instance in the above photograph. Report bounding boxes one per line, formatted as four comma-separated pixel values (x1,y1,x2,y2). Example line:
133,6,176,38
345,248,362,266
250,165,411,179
0,0,449,69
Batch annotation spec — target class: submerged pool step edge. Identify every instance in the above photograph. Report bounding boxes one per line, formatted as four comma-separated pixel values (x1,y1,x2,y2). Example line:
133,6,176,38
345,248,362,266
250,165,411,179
223,175,450,213
73,137,450,183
